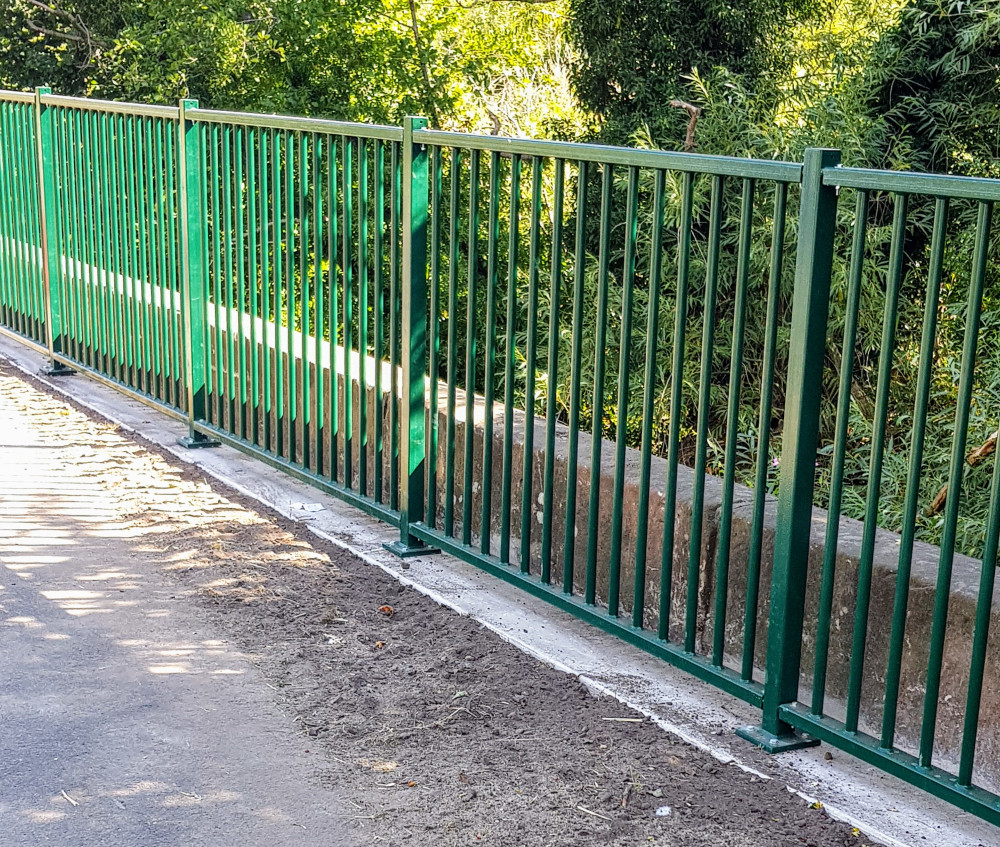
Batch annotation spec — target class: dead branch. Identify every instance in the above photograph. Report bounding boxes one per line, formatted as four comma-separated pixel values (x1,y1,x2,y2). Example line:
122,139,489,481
669,99,702,152
926,429,998,517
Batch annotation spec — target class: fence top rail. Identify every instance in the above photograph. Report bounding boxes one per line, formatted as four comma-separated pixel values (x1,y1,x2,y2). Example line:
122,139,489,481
187,107,404,141
825,165,1000,203
0,89,35,104
39,93,180,119
413,128,804,182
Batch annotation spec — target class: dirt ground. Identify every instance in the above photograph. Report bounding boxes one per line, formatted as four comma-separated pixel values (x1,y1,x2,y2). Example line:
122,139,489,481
1,358,882,847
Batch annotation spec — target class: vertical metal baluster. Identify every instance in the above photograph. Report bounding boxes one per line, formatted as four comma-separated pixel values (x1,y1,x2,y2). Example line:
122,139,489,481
299,132,311,467
633,169,666,626
540,159,565,585
444,148,461,537
481,152,502,555
608,165,639,613
236,126,249,441
313,135,324,472
920,201,992,768
210,124,224,425
273,130,285,456
685,174,725,652
222,126,236,432
260,129,273,451
845,192,908,733
247,127,260,443
744,182,788,681
426,145,442,526
462,148,481,545
660,171,694,640
712,177,754,665
881,196,949,747
390,142,401,510
330,136,341,481
342,136,354,486
585,163,614,605
563,160,589,595
358,138,369,494
286,132,297,462
519,155,544,574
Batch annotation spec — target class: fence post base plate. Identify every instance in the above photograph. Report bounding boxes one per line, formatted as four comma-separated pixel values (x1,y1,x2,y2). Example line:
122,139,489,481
736,725,820,753
383,540,440,561
43,362,74,377
177,434,220,450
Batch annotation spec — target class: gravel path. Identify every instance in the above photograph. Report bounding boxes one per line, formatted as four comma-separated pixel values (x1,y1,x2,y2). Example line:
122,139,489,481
0,360,879,847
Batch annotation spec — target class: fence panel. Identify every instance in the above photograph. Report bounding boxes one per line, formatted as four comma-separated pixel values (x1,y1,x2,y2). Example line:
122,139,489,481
776,165,1000,822
41,96,186,411
0,92,46,346
187,109,405,524
4,89,1000,826
407,129,805,704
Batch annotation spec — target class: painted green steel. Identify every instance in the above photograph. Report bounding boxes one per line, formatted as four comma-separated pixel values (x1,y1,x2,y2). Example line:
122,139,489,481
519,155,543,575
562,160,589,596
712,177,754,666
960,403,1000,787
756,148,841,739
741,181,786,682
539,159,565,585
499,154,520,565
443,148,461,537
461,148,480,546
780,704,1000,827
880,196,949,749
659,171,694,640
415,129,801,182
426,145,442,527
40,93,177,119
35,87,63,364
179,99,212,441
584,164,613,606
399,116,430,547
608,165,639,616
632,169,665,628
189,107,402,142
810,189,868,711
920,201,992,769
481,152,502,556
686,174,724,653
13,93,1000,824
826,164,1000,202
845,191,908,735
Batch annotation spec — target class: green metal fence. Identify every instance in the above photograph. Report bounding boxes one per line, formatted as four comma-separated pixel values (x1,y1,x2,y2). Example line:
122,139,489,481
2,87,1000,826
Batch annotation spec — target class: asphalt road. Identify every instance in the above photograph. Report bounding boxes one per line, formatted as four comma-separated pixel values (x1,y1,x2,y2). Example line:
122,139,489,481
0,364,357,847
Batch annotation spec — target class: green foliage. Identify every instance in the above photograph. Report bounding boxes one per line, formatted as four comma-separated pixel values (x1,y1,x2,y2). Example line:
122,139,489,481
865,0,1000,175
566,0,816,143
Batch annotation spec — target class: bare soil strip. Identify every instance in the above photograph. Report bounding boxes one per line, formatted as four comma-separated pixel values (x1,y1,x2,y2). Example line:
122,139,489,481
1,360,879,847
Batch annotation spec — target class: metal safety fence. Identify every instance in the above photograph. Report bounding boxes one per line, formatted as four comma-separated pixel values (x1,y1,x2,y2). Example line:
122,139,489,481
2,88,999,826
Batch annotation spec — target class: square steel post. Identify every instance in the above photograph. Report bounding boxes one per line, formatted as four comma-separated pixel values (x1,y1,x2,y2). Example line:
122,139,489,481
34,86,72,375
386,116,438,557
177,98,218,448
738,148,840,751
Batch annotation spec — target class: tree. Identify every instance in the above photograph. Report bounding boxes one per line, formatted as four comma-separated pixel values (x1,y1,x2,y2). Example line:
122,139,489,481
865,0,1000,175
566,0,815,143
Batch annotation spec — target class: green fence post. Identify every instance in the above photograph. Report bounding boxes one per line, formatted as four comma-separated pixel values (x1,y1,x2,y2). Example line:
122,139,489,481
737,147,840,751
386,116,438,557
34,86,72,375
177,98,218,448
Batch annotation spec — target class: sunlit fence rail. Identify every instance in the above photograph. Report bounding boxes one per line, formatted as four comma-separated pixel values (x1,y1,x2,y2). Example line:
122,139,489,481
2,88,1000,826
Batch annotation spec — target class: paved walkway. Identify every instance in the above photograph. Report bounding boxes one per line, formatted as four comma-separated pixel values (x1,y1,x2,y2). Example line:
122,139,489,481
0,362,355,847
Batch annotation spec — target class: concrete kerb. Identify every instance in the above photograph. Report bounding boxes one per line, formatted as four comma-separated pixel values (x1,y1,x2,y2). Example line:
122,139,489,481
0,332,996,847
